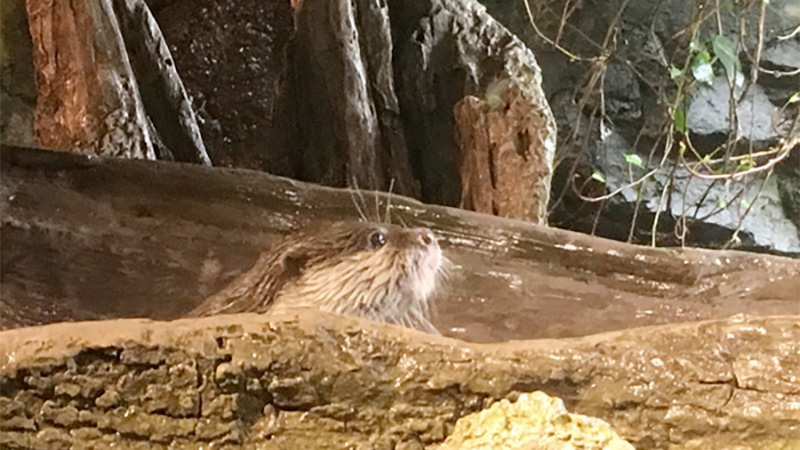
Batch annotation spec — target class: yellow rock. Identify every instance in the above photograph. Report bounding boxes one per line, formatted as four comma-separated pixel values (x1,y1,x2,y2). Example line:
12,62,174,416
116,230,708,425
440,391,634,450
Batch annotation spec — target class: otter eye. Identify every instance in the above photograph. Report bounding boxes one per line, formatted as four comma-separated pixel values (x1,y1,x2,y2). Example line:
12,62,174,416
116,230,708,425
369,230,386,249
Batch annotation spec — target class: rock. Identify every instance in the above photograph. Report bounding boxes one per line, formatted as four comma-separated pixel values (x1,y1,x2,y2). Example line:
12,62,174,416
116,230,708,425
154,0,297,173
686,76,783,146
0,0,37,147
477,0,800,256
440,391,634,450
0,94,35,146
602,61,642,122
580,125,800,255
762,37,800,71
0,311,798,449
662,168,800,254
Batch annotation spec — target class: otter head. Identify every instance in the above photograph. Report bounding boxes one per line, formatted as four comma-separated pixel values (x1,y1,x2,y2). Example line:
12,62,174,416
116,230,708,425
272,221,443,333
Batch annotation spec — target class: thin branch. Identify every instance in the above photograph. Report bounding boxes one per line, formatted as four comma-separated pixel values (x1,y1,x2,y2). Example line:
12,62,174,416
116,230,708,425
570,168,659,203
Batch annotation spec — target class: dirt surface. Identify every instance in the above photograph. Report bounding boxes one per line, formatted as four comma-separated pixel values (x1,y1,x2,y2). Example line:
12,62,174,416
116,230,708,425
1,311,798,449
2,144,799,343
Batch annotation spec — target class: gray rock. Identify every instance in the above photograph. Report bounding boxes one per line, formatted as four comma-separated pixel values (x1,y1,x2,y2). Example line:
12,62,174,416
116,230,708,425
0,94,35,146
663,169,800,254
762,37,800,70
687,76,781,145
595,127,800,254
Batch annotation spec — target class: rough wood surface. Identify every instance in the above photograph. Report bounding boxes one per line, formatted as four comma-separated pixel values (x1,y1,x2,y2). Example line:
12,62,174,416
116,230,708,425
2,144,798,344
1,311,797,449
291,0,417,194
113,0,210,165
26,0,154,158
456,80,555,224
392,0,557,206
24,0,209,163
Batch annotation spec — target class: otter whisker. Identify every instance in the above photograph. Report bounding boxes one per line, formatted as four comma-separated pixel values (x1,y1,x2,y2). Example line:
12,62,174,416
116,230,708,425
397,215,408,228
348,175,370,222
384,178,395,224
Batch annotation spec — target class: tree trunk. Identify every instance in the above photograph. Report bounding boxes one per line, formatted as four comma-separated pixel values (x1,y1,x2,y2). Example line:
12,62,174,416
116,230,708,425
25,0,209,163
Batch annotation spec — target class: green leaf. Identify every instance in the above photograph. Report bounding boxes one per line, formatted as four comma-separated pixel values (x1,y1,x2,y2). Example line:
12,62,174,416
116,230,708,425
711,34,739,78
591,170,606,183
787,92,800,105
669,65,683,80
673,105,686,133
715,194,728,209
740,199,750,209
736,159,753,172
624,153,644,168
695,50,711,64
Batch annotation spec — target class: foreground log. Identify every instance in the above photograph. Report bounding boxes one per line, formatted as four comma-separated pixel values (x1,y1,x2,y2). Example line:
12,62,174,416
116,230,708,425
1,311,797,449
2,144,799,342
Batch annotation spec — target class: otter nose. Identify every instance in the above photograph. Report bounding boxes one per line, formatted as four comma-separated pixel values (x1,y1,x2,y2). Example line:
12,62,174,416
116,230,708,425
415,228,436,246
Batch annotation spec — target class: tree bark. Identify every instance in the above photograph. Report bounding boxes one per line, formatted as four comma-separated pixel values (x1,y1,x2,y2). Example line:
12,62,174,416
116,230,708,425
112,0,210,164
25,0,209,163
1,312,797,449
391,0,557,207
292,0,417,195
455,80,555,224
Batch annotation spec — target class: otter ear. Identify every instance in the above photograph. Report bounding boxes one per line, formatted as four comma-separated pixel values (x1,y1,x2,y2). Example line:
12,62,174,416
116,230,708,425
283,252,310,278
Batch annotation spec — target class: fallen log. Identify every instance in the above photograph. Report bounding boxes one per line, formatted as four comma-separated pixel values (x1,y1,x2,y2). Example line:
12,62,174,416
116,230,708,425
0,311,797,448
2,144,798,343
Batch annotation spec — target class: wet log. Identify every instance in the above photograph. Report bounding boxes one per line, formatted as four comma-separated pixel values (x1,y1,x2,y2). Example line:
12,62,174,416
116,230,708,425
0,311,797,449
24,0,209,163
2,143,798,343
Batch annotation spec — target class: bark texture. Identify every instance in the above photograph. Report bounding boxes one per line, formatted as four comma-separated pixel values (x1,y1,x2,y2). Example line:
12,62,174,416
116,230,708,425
1,312,797,449
292,0,417,195
24,0,208,163
290,0,557,204
113,0,210,164
456,80,555,224
392,0,557,206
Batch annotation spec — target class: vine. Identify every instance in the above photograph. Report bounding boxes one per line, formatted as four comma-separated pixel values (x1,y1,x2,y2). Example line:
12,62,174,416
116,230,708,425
526,0,799,250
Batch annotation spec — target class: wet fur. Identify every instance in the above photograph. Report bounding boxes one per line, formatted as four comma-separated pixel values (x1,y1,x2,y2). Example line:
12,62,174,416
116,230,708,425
189,221,442,333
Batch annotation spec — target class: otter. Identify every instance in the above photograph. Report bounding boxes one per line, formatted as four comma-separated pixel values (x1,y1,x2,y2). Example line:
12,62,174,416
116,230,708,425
189,221,443,333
